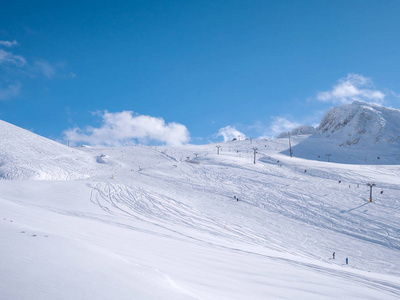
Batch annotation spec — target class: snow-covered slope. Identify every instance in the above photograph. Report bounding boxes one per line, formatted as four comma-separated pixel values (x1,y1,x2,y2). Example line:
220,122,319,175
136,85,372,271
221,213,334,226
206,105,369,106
1,119,400,299
0,120,96,180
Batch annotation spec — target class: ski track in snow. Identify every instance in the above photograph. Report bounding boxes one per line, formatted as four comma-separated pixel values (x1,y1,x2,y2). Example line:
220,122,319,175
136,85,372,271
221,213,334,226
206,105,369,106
87,180,400,298
82,142,400,278
89,181,273,249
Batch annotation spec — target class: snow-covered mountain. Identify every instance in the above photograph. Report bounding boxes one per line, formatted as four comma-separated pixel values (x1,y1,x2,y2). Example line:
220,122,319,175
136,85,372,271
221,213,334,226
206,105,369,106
1,117,400,299
317,101,400,146
281,101,400,164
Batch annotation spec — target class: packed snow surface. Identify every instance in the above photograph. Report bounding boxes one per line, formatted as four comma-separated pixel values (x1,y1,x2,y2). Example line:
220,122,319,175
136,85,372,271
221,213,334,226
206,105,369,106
1,119,400,299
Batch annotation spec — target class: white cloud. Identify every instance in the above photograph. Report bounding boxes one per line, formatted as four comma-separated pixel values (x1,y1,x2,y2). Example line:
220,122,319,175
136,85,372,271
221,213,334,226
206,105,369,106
266,116,301,138
0,44,24,100
0,41,73,79
0,83,21,100
316,73,385,105
0,40,18,47
0,40,75,101
216,126,246,142
33,61,56,78
64,111,190,146
0,49,26,66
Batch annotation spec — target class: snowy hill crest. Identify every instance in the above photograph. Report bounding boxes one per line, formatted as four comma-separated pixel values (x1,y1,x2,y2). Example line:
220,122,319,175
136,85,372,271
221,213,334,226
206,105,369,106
0,120,95,180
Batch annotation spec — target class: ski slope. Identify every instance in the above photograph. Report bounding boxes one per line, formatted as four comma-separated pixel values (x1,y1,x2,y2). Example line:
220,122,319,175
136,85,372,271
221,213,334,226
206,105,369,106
1,120,400,299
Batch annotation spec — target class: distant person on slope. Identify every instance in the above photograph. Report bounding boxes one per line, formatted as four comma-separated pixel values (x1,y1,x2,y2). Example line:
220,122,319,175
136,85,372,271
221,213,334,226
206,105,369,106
333,252,335,259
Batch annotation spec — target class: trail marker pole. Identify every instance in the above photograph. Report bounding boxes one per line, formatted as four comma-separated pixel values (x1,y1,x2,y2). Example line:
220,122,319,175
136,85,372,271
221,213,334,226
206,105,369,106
288,132,293,158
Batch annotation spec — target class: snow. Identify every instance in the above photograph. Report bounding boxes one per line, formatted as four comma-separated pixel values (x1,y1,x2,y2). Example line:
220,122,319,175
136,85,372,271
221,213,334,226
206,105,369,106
1,109,400,299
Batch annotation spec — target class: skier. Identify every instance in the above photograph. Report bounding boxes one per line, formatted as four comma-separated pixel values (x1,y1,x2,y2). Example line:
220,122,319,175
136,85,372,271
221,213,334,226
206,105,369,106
333,252,335,259
346,257,348,265
381,190,384,194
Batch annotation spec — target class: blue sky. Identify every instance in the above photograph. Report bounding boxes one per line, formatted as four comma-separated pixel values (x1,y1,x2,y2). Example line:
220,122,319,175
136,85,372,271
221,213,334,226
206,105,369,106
1,0,400,145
